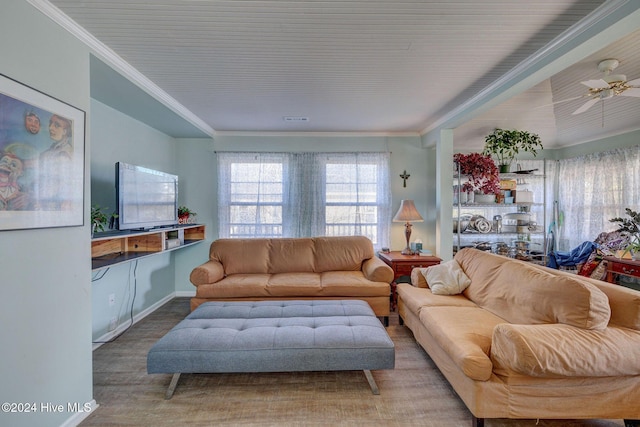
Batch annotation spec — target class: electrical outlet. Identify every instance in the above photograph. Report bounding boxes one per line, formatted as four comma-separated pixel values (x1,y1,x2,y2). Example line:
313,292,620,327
108,294,115,306
108,317,118,332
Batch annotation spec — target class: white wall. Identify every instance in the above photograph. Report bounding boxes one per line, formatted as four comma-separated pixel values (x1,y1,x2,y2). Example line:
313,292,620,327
174,138,217,294
171,133,438,294
0,1,93,426
90,100,182,339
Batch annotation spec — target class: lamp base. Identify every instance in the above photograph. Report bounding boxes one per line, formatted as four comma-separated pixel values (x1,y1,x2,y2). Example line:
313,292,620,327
402,222,414,255
401,248,415,255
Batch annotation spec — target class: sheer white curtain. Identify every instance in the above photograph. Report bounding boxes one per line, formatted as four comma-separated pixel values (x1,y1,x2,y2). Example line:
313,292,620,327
217,152,287,238
217,151,391,250
556,145,640,251
318,152,391,249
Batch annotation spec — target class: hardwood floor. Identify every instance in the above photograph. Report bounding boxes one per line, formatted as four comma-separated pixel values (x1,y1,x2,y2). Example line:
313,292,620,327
82,298,624,427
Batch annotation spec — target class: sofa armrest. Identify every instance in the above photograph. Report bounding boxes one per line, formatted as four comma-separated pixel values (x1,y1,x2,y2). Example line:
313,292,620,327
190,260,225,287
362,257,394,283
410,268,429,288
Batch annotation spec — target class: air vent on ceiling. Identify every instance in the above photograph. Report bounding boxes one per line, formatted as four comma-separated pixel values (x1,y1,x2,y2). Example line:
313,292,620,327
283,116,309,122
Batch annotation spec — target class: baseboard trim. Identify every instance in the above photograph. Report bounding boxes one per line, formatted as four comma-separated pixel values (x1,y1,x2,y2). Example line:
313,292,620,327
175,290,196,297
92,293,175,351
59,399,98,427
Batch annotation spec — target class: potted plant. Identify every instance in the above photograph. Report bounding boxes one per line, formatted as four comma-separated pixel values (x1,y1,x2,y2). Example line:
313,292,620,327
610,208,640,260
178,206,196,224
482,128,543,173
453,153,500,203
91,205,117,235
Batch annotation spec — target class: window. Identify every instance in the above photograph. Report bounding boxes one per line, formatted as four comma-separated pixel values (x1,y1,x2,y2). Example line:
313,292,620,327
217,152,391,249
324,159,382,243
556,145,640,251
218,153,285,238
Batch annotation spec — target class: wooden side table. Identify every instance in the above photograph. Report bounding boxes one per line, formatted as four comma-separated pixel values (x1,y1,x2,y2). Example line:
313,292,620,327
378,251,441,310
604,256,640,284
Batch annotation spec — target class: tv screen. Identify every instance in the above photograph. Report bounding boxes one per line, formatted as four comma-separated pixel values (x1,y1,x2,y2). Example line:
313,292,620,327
116,162,178,230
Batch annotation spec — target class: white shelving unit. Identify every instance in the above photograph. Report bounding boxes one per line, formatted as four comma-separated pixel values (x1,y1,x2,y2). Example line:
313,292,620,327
454,161,547,264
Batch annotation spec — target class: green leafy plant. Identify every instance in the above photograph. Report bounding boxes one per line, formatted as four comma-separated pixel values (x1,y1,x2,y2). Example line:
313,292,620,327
482,128,543,171
91,205,111,233
453,152,500,195
610,208,640,258
178,206,196,218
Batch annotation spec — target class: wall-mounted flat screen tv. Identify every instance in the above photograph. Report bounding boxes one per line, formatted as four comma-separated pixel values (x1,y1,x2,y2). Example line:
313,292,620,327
116,162,178,230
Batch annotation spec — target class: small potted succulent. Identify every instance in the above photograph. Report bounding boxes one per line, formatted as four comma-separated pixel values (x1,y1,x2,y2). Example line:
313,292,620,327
482,128,543,173
178,206,197,224
610,208,640,260
454,152,500,203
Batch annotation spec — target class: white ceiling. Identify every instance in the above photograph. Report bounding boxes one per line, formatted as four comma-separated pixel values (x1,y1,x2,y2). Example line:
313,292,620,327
39,0,640,149
454,27,640,150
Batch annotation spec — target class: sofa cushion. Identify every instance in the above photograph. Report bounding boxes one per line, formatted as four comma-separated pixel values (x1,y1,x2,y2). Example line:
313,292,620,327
423,259,471,295
491,323,640,378
196,274,271,298
527,263,640,331
314,236,373,272
397,283,477,315
267,238,316,274
266,273,322,297
419,306,505,381
320,271,390,297
210,239,270,274
455,249,611,330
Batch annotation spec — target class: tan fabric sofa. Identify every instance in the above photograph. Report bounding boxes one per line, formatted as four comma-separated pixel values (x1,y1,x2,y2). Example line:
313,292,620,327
190,236,394,319
398,248,640,426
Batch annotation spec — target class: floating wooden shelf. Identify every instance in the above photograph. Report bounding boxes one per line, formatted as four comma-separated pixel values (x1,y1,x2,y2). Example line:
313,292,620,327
91,224,206,271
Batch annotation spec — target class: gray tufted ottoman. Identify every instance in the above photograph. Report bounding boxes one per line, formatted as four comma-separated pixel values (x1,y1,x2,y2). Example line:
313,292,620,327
147,300,395,398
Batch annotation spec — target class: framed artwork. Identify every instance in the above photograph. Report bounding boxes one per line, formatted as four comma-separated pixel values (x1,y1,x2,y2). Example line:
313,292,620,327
0,74,85,230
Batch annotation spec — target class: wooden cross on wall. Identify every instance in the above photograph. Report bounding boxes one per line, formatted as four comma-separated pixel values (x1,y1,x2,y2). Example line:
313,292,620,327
400,170,410,187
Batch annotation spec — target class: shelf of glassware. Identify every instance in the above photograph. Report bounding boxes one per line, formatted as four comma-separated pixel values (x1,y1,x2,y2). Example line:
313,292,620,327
454,191,546,261
454,228,547,264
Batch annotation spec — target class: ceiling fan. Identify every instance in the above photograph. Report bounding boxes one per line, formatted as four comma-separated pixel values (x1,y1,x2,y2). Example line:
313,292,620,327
570,58,640,115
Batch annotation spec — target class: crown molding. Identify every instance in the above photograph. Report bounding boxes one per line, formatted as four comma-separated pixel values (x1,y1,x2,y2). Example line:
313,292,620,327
213,130,421,138
26,0,214,137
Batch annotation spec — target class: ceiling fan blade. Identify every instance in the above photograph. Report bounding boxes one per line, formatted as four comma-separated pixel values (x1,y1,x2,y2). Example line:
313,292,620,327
626,78,640,86
580,79,610,89
533,94,588,109
620,87,640,97
572,98,599,115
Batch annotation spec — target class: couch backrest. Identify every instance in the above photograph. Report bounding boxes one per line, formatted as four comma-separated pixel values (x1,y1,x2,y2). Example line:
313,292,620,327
529,262,640,331
209,236,374,275
455,248,612,330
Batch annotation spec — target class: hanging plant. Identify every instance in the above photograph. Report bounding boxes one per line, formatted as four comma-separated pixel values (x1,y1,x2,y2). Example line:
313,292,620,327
453,153,500,195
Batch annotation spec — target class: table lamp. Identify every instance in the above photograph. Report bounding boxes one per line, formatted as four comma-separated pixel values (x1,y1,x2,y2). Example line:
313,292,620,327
393,199,424,255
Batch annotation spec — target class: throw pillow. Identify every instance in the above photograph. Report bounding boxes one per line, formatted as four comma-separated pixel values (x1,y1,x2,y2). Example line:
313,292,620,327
423,259,472,295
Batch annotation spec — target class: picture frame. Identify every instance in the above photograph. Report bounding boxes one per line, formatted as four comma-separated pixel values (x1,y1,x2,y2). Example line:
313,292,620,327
0,73,85,230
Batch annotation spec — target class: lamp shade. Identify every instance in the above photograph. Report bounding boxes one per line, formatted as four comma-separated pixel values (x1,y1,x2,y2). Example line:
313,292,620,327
393,200,424,222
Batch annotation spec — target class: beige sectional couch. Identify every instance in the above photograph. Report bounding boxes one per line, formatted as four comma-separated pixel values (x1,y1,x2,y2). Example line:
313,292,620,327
398,248,640,426
190,236,394,320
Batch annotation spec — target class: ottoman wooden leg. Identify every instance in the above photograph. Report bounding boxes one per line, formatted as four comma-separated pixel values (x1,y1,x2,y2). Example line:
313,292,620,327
363,370,380,395
165,373,181,399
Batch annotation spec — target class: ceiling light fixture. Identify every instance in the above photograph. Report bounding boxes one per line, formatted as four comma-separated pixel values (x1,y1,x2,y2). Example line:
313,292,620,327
283,116,309,122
